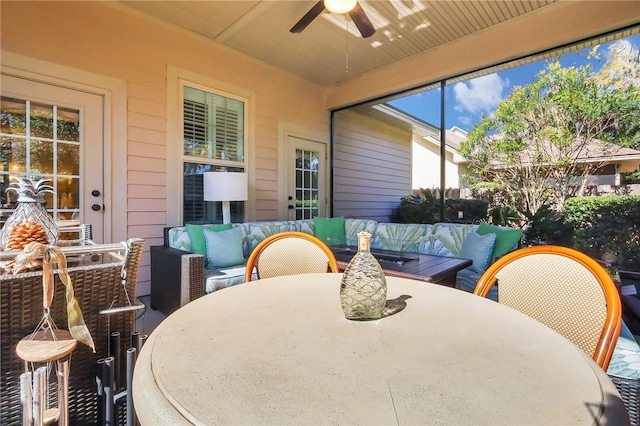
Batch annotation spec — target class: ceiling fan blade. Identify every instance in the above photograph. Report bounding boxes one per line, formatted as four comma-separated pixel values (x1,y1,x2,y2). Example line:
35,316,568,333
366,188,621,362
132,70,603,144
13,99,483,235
290,1,326,34
348,2,376,38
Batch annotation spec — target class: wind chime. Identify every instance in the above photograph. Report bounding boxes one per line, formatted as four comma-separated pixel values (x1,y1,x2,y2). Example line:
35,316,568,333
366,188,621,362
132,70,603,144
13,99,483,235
13,244,95,426
3,177,95,426
97,242,146,426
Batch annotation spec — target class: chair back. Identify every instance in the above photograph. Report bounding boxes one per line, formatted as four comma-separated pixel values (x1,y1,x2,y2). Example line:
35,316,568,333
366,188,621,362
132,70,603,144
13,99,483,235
474,245,622,369
245,232,339,282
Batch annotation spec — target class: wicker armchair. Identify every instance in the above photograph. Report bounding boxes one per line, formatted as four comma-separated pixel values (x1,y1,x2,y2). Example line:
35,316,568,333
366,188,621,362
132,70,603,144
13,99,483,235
0,236,145,425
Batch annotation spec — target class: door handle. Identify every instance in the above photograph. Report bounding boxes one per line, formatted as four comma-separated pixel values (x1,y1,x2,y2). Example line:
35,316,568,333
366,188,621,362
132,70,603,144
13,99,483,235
92,204,101,211
288,205,294,209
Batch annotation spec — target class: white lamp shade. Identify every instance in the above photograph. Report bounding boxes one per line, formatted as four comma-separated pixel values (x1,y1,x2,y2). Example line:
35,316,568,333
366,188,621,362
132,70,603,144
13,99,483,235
203,172,248,202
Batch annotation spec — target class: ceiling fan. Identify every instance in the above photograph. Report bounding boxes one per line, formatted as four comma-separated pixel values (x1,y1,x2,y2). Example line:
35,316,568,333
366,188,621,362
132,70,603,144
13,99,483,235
290,0,376,38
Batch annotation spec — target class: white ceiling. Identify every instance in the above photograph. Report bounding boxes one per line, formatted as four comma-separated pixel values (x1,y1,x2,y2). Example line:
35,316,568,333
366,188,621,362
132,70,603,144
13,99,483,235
120,0,558,88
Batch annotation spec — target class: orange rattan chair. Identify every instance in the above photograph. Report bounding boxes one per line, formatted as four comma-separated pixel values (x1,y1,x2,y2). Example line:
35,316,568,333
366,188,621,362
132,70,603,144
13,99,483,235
245,232,339,282
474,245,622,370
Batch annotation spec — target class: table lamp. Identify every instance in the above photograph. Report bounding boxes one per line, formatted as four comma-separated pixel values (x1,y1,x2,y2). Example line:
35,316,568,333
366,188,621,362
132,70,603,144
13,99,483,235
203,171,248,224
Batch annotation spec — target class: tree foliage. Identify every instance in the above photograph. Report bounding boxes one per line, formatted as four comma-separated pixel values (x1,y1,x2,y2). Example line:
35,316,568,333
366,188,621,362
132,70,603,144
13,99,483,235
460,47,640,215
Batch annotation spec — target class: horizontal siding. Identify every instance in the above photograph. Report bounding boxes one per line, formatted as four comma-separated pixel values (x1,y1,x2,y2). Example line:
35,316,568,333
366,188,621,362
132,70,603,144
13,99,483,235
333,110,411,221
2,1,328,296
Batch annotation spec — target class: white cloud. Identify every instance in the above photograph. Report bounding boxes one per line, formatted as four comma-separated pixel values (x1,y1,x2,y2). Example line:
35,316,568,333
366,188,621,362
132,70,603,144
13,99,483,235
453,73,509,114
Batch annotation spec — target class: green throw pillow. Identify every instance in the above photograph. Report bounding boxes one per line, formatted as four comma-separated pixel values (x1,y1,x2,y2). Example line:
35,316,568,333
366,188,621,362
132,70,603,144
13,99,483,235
460,232,497,273
203,227,245,268
476,222,523,263
186,223,233,259
313,216,346,246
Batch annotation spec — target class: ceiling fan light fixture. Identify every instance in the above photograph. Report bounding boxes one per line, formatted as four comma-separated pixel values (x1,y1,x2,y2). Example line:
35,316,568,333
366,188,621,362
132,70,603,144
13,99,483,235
324,0,357,14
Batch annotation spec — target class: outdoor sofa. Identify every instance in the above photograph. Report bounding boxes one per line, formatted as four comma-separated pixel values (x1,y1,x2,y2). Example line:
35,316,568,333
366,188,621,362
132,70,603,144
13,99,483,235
150,218,521,316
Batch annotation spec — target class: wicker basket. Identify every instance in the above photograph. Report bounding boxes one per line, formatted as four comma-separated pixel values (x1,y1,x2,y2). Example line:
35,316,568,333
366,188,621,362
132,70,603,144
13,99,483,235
0,238,144,425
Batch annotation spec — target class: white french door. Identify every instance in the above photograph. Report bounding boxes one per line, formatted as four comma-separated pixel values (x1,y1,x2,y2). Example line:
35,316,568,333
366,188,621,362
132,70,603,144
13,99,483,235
287,135,327,220
0,74,106,242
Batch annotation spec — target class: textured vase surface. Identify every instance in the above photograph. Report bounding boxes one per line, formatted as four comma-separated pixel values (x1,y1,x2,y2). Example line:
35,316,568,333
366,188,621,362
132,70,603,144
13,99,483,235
340,231,387,320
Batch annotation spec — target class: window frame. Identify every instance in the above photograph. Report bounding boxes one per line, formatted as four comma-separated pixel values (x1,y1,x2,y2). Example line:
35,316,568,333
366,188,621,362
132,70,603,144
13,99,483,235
167,66,255,227
179,80,248,225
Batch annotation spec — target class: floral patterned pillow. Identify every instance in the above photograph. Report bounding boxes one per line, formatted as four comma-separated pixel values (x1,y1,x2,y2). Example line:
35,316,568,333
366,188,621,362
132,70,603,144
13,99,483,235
168,227,191,252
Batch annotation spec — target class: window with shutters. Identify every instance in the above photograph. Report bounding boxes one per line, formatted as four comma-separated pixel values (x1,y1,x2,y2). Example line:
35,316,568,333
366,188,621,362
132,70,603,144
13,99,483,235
182,84,246,224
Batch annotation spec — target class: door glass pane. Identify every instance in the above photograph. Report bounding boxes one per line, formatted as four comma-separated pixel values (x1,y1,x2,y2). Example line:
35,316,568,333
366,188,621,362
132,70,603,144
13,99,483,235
30,102,54,139
57,107,80,142
0,96,81,227
58,143,80,175
31,140,53,174
0,97,26,135
0,137,26,173
295,148,320,220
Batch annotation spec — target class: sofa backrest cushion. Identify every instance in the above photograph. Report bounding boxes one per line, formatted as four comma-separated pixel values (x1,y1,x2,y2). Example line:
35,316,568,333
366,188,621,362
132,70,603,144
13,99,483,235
186,224,233,262
168,226,191,251
476,222,523,263
204,227,245,268
420,224,478,257
241,221,299,257
344,219,379,246
372,223,432,253
313,216,346,246
460,232,497,273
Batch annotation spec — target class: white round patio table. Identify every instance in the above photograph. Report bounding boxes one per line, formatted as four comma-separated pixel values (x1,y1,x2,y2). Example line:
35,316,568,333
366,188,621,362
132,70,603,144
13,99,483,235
133,273,628,425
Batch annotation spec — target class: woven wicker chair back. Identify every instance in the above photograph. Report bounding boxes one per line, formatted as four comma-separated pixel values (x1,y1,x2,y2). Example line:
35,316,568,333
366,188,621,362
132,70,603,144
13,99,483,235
474,245,622,370
245,232,338,281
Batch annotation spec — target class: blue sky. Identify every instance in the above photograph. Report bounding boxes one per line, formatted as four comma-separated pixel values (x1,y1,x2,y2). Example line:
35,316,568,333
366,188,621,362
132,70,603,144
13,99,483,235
389,34,640,133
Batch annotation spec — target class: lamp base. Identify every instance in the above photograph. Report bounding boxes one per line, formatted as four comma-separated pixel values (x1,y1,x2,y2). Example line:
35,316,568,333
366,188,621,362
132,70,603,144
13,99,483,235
222,201,231,224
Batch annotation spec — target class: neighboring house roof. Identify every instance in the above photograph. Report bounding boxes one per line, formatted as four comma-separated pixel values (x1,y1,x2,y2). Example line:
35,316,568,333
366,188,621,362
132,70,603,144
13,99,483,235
370,103,468,162
369,102,640,171
483,136,640,171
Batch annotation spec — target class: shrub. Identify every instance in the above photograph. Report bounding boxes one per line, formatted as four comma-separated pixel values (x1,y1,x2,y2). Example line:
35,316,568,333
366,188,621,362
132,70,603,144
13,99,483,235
444,198,489,223
564,196,640,269
390,191,439,224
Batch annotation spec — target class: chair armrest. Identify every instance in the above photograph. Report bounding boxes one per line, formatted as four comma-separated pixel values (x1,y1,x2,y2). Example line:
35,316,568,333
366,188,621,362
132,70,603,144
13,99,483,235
150,245,205,316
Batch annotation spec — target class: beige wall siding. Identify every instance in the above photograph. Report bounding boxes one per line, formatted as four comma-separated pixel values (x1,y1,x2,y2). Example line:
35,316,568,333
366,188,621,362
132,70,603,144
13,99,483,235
412,137,462,190
1,1,328,295
333,111,411,222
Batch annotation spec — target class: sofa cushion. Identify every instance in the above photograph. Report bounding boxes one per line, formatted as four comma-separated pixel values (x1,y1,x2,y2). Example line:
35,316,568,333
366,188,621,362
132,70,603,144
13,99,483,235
344,219,378,246
186,223,233,262
313,216,346,246
296,219,315,235
372,223,430,253
607,321,640,380
168,226,191,252
242,221,299,257
477,222,523,262
205,266,255,293
420,224,477,257
204,227,245,268
460,232,496,273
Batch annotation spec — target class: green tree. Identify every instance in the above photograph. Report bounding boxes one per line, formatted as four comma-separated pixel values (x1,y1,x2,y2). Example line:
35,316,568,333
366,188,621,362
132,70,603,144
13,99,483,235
460,58,640,215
